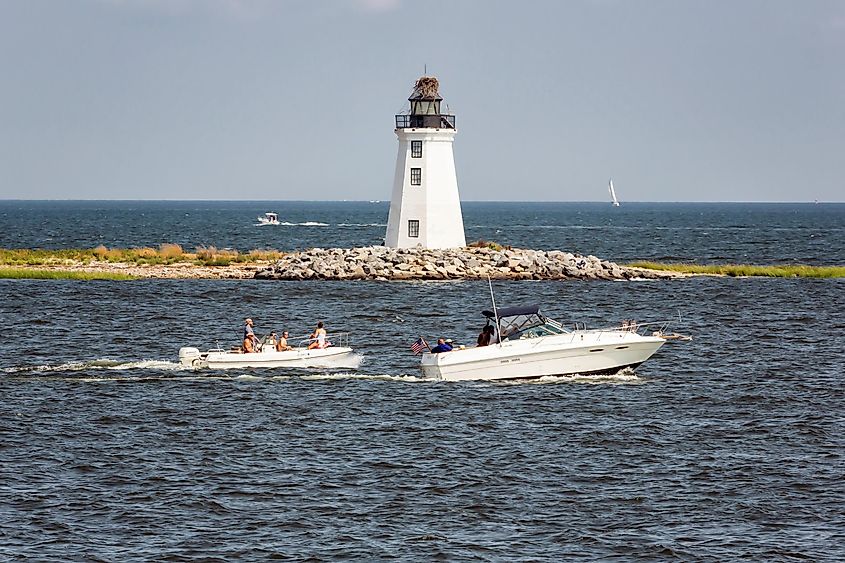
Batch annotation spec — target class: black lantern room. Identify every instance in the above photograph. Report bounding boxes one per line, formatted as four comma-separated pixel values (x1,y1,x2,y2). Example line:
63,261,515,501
395,76,456,130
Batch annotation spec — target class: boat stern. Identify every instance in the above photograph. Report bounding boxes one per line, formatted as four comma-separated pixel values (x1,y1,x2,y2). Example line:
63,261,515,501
178,347,202,367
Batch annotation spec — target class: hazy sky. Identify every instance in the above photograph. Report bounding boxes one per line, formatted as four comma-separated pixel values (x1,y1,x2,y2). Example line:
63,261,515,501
1,0,843,202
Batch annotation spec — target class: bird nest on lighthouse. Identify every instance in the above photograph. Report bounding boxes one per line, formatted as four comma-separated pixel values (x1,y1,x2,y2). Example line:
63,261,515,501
413,76,440,99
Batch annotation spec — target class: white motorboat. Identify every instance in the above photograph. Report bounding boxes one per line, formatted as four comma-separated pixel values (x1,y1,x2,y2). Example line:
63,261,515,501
257,212,280,225
179,333,355,369
420,305,676,381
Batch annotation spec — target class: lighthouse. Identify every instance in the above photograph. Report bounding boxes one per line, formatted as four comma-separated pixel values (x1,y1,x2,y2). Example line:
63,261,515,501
384,76,466,249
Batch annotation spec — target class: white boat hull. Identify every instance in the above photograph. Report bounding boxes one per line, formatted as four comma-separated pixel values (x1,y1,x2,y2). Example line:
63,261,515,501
179,345,355,369
420,330,664,381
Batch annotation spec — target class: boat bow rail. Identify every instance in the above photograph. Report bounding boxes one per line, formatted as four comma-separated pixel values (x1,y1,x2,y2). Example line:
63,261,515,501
589,318,692,342
482,304,689,344
294,332,351,349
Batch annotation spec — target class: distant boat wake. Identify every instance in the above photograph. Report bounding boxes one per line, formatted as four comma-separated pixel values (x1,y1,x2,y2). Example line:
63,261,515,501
254,221,388,227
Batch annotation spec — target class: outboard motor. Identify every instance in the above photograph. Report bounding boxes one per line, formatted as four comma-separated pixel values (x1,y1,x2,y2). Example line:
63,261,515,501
178,347,201,367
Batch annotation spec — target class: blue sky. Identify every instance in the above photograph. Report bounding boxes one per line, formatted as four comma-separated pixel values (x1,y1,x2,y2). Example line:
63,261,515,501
1,0,843,201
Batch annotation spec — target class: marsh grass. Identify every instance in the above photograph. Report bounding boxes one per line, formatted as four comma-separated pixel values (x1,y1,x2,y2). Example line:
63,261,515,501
629,262,845,278
0,246,285,267
467,239,508,251
0,268,136,280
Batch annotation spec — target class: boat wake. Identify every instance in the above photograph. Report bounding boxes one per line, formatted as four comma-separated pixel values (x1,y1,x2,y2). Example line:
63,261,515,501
2,359,190,374
3,357,638,385
298,372,426,382
3,354,367,379
254,221,385,228
496,369,643,386
278,221,329,227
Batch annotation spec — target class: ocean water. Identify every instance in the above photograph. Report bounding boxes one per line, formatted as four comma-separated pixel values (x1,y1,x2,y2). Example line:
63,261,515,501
1,200,843,264
1,201,844,560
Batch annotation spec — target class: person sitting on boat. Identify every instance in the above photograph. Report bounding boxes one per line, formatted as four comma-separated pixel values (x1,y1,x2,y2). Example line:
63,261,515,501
308,321,327,350
430,338,453,353
276,330,293,352
243,318,260,353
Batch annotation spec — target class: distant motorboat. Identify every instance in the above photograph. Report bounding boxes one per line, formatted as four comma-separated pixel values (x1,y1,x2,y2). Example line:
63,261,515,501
608,179,620,207
257,212,280,225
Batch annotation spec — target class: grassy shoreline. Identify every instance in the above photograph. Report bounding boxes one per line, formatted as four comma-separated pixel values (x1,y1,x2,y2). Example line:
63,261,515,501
0,244,284,267
628,262,845,278
0,268,137,280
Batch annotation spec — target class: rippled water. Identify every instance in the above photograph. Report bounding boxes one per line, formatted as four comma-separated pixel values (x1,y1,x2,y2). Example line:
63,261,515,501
2,274,843,560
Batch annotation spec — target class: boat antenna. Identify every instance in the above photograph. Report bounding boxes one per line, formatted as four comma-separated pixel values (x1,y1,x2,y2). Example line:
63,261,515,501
487,275,502,345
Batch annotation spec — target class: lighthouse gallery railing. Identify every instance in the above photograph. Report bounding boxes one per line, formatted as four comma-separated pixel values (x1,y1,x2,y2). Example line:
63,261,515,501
395,114,456,129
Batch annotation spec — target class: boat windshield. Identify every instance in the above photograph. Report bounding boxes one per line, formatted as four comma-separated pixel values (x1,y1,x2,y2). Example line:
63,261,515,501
483,305,569,341
502,317,569,340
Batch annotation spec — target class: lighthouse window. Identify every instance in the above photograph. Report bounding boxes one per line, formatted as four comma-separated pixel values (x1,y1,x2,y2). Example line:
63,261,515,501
410,168,422,185
408,220,420,238
411,141,423,158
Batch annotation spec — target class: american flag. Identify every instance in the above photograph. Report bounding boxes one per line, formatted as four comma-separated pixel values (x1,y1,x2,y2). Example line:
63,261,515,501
410,337,427,355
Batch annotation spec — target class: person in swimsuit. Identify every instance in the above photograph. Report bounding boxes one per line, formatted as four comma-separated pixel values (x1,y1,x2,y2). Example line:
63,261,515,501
276,331,293,351
308,321,327,349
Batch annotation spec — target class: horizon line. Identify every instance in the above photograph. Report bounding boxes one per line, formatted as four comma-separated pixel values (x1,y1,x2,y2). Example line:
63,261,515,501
0,199,842,204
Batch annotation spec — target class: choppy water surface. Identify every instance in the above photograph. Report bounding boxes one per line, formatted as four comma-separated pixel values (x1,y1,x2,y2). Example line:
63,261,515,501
2,201,844,559
2,275,843,560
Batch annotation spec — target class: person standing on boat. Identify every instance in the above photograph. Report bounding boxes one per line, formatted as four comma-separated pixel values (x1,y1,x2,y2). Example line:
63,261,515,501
243,318,260,353
308,321,327,349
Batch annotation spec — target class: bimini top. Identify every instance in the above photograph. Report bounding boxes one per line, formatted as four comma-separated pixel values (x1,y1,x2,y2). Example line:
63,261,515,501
482,304,540,319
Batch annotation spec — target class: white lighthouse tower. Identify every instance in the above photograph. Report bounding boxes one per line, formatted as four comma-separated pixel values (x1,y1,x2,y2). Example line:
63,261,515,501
385,76,466,249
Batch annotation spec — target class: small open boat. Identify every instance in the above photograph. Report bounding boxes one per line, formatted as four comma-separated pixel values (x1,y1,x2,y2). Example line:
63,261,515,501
179,333,355,369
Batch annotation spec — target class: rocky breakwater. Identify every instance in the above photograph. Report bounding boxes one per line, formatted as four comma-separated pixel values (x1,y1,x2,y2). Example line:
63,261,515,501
254,246,680,281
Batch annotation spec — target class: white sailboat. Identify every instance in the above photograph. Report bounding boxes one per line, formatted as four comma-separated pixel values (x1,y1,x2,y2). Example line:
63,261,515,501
608,179,620,207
